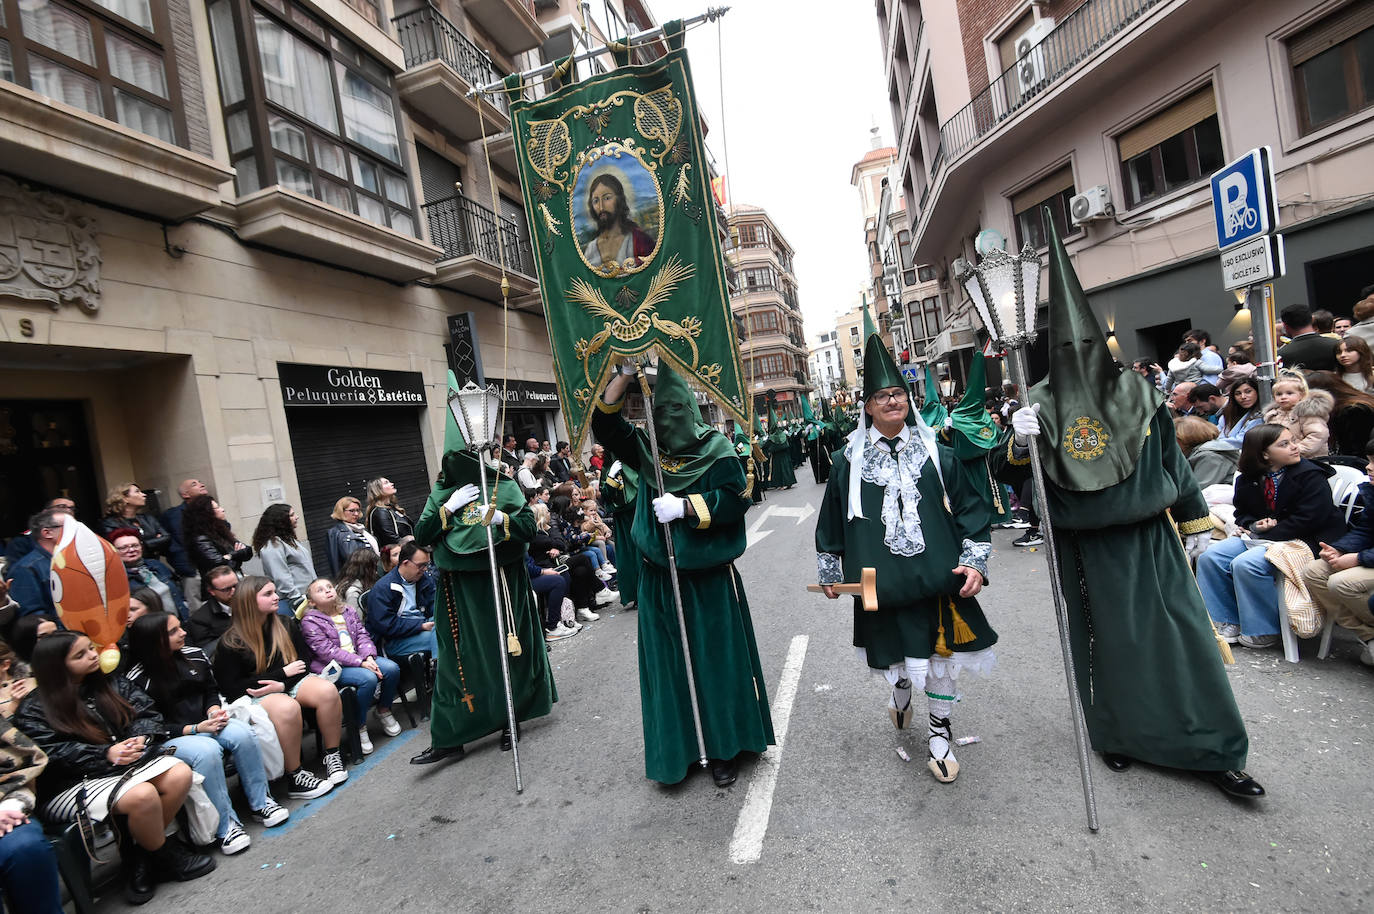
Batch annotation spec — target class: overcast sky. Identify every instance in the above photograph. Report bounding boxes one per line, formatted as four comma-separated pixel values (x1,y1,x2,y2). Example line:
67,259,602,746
650,0,894,340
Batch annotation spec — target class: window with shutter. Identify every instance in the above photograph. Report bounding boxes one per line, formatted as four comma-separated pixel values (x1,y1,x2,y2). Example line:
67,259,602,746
1288,0,1374,134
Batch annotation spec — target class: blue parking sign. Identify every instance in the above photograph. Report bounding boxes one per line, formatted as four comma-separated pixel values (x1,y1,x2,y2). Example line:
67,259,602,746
1211,147,1277,251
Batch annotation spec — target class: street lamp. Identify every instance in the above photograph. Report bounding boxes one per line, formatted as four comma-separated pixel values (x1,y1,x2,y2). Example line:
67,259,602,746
955,240,1099,833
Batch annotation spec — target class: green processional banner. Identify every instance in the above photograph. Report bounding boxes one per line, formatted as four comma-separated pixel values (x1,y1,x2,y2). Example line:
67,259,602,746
508,33,747,453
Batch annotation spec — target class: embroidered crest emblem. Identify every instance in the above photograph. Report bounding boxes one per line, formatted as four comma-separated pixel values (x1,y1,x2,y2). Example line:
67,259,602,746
1062,416,1109,461
458,503,485,526
977,426,995,439
659,455,687,472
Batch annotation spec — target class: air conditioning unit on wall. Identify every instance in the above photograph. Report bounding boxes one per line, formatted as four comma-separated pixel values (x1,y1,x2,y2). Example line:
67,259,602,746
1014,18,1055,99
1070,185,1114,224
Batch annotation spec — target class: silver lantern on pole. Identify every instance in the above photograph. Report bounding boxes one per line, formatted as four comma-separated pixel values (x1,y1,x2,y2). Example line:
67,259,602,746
956,243,1100,832
447,379,524,794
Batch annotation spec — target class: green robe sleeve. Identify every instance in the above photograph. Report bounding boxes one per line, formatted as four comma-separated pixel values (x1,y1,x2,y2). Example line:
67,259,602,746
814,449,849,584
940,446,993,582
414,489,445,546
684,457,749,531
590,401,642,470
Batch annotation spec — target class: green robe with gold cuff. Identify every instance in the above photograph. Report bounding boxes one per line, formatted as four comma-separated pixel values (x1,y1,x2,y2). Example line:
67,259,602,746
593,402,775,784
995,405,1248,771
816,433,997,668
414,479,557,750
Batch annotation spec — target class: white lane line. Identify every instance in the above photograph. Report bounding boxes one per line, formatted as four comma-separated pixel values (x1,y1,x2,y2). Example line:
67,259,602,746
729,633,808,865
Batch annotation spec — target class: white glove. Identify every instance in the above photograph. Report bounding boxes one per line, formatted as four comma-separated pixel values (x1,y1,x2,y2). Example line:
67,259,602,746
652,495,686,524
444,483,481,513
475,505,506,527
942,417,953,430
1184,532,1211,560
619,360,639,377
1011,404,1042,439
607,460,623,478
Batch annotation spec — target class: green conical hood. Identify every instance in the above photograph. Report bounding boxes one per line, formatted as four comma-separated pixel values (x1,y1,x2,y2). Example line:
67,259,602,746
949,353,999,452
861,332,907,401
920,363,947,427
862,300,878,341
767,404,779,434
800,395,815,421
752,412,764,437
1029,208,1162,491
638,361,738,492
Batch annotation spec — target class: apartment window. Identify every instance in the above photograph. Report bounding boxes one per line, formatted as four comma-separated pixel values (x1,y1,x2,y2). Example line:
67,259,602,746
740,266,778,291
1117,87,1224,208
207,0,416,235
755,354,784,377
897,229,917,286
1289,1,1374,134
1012,165,1076,249
0,0,184,143
922,296,942,336
917,265,936,283
737,222,770,247
748,310,780,334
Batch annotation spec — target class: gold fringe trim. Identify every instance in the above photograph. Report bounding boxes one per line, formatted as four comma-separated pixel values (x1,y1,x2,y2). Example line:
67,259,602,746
1177,516,1213,535
951,604,976,645
687,493,711,529
1006,436,1031,467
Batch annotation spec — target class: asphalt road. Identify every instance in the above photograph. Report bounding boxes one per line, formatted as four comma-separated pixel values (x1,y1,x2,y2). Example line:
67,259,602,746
104,475,1373,913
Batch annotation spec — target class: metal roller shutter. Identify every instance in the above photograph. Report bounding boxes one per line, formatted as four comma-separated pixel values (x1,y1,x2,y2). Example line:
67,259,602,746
285,406,431,574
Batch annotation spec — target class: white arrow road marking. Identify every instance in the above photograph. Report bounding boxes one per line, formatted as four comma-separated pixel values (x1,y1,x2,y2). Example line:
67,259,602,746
729,633,808,865
745,503,817,546
767,504,816,524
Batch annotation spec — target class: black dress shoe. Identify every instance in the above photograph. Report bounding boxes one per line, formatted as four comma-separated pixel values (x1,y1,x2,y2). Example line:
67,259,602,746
1201,769,1266,798
500,723,521,752
1102,752,1133,772
410,744,465,765
709,758,737,788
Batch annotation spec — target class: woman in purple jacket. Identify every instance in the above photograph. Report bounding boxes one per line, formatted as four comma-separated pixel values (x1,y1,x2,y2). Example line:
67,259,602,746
300,578,402,754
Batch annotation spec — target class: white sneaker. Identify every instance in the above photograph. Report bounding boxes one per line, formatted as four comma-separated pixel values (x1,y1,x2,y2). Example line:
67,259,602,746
595,588,619,606
545,623,579,642
220,822,251,855
376,709,402,737
1359,639,1374,667
358,729,374,755
576,606,600,622
323,750,349,785
601,563,617,574
286,768,332,800
595,569,612,581
1216,622,1241,644
251,800,289,828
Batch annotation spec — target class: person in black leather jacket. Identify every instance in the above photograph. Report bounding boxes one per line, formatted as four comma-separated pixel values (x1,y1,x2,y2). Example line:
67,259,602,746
97,483,172,560
182,494,253,597
14,630,212,901
530,503,602,622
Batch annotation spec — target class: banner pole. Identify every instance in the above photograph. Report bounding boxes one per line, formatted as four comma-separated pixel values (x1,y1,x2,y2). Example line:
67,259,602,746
636,361,710,770
467,7,731,97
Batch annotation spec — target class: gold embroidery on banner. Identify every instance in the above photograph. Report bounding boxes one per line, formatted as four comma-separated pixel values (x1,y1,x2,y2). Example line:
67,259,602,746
633,86,684,163
1062,416,1110,461
526,119,572,190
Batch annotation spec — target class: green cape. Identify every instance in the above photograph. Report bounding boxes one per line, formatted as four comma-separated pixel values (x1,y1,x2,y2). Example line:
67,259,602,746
948,353,999,452
433,371,526,554
920,363,947,428
637,362,738,493
1029,210,1162,491
766,405,786,446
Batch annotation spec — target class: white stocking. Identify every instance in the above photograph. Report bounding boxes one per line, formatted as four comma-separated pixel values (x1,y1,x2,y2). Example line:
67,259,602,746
925,671,957,763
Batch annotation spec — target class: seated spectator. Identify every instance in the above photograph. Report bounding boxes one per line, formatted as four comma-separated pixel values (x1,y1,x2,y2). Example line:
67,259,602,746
0,715,63,914
1263,372,1332,459
98,484,172,561
6,509,64,617
578,497,617,573
1186,383,1226,424
183,495,252,598
525,547,576,643
1302,442,1374,667
213,577,343,795
530,504,605,624
2,497,74,565
1305,372,1374,458
1216,378,1263,448
0,639,35,719
1196,424,1346,650
7,614,57,668
364,542,438,657
364,478,413,549
589,443,605,474
548,441,573,483
186,566,237,656
253,504,317,617
516,453,541,492
324,497,376,578
126,588,163,631
300,578,401,755
110,527,188,621
1174,416,1237,488
336,549,382,612
1335,336,1374,392
1166,341,1203,391
380,542,402,573
1217,352,1257,394
16,631,212,902
125,612,288,856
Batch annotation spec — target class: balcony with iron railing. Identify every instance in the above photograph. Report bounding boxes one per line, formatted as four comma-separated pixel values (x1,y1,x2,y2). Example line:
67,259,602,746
393,5,510,140
424,194,538,302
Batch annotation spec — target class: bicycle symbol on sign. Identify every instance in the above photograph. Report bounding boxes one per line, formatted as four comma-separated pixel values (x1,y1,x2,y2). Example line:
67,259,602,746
1218,172,1259,240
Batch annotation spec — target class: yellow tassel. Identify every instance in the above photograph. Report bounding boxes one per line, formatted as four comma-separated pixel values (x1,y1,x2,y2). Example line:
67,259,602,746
1210,620,1234,665
934,598,953,658
507,632,523,657
951,605,976,645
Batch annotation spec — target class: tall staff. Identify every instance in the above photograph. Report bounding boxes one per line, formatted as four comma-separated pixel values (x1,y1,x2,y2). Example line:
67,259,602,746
634,358,709,770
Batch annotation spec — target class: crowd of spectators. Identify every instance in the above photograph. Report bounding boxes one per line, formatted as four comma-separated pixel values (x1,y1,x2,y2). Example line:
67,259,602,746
0,440,629,905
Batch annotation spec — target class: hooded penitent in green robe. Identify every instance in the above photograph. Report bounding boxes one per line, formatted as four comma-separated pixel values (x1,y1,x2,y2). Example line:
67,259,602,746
751,413,770,493
413,372,556,750
765,406,797,489
998,213,1247,772
816,333,996,670
600,454,640,606
733,421,765,505
592,366,774,782
807,399,835,484
940,354,1011,524
921,363,948,429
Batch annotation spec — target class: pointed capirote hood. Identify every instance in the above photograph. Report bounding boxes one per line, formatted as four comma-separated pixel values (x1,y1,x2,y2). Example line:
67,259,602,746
948,353,999,452
920,362,947,428
639,361,737,492
861,331,908,402
1029,209,1162,491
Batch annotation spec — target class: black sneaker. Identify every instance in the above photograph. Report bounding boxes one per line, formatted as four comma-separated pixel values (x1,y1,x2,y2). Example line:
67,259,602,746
1012,530,1044,547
